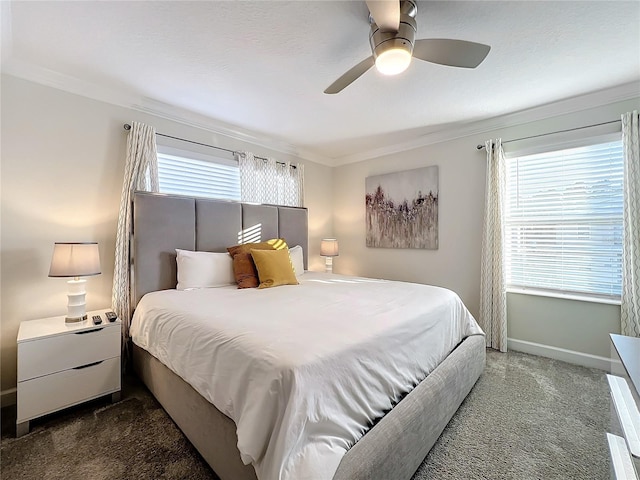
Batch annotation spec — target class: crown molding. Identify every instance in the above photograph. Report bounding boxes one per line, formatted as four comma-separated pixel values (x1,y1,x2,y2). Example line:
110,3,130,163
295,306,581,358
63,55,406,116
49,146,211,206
130,97,333,166
2,59,142,107
2,57,637,168
1,59,334,167
333,81,640,165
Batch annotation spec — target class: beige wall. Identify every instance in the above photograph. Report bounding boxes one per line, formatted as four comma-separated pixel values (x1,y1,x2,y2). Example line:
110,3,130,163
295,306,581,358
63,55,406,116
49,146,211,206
333,136,486,318
0,75,333,394
1,73,636,398
333,97,638,359
507,293,620,358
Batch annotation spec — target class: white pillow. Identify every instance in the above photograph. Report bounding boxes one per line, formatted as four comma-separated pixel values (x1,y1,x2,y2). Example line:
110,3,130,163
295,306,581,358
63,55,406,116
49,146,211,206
176,249,235,290
289,245,305,277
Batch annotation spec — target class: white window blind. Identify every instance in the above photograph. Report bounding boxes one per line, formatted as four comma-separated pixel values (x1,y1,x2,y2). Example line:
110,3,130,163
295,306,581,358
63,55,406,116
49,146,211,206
505,139,623,299
157,152,241,201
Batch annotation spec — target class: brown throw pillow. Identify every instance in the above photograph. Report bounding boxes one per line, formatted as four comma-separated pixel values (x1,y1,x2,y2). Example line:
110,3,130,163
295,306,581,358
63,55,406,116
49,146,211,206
227,239,288,288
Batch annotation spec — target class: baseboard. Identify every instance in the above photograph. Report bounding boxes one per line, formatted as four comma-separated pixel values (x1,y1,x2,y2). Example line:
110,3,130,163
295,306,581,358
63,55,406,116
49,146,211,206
507,338,617,371
1,388,16,408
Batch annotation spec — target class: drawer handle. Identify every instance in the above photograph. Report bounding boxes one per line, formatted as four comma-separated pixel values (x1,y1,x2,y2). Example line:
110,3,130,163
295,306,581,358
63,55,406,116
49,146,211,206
74,328,104,335
73,360,103,370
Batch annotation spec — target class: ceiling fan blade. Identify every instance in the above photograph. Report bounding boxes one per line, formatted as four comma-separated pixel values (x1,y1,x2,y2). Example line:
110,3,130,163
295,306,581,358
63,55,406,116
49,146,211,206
324,56,375,94
366,0,400,31
413,39,491,68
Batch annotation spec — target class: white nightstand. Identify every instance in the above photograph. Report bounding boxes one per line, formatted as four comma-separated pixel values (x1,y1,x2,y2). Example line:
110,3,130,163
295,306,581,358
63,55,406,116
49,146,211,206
16,309,122,437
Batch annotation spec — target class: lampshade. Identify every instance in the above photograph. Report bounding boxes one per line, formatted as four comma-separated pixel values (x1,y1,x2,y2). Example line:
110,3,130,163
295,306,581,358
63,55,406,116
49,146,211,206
49,242,101,278
320,239,339,257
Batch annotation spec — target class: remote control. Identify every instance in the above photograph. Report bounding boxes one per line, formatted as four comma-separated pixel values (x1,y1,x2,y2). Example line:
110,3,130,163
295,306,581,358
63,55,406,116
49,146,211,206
92,315,102,325
105,311,117,322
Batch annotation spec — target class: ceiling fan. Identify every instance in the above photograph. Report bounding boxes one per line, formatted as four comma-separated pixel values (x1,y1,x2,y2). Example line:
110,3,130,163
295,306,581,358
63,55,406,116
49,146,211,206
324,0,491,94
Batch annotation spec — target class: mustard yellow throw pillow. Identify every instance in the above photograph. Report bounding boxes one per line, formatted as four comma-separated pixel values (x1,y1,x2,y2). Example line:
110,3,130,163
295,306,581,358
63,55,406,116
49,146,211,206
250,248,299,289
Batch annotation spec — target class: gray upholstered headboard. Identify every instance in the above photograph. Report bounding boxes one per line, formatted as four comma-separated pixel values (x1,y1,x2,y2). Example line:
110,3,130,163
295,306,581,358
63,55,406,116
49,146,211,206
131,191,308,307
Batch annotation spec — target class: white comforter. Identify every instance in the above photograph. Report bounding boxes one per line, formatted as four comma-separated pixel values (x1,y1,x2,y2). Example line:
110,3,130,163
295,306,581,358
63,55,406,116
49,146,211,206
130,272,483,480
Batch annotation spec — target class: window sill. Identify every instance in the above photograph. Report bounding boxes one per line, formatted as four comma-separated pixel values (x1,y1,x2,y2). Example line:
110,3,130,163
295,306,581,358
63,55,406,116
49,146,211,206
506,287,621,306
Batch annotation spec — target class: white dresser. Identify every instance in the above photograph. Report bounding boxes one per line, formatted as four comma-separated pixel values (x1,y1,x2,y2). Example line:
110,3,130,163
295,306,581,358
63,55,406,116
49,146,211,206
608,334,640,479
16,309,121,437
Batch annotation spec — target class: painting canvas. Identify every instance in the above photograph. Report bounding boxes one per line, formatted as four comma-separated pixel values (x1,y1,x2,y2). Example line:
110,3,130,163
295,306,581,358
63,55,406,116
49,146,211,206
365,166,439,249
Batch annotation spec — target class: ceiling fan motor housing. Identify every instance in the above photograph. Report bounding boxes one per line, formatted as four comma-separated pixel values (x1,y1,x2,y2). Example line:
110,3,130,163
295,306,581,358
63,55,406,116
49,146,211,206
369,12,417,61
324,0,490,93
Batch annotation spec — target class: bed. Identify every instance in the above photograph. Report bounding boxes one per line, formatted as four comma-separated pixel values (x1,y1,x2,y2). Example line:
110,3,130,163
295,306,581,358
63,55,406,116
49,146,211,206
129,191,486,480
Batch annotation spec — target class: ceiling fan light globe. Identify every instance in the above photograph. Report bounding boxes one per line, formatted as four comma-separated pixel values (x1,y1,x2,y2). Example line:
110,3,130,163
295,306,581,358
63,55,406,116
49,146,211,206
375,48,412,76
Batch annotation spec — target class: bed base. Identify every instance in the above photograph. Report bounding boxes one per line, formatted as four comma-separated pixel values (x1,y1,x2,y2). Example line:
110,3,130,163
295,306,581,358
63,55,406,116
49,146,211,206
133,334,485,480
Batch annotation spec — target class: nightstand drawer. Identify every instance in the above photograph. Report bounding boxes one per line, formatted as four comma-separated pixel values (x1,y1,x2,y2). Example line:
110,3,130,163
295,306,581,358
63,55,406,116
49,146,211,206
17,356,120,423
608,433,639,479
18,325,120,381
608,374,640,459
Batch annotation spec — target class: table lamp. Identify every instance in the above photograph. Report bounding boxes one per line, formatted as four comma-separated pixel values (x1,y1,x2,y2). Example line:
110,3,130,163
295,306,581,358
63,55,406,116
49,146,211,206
48,242,101,323
320,238,339,273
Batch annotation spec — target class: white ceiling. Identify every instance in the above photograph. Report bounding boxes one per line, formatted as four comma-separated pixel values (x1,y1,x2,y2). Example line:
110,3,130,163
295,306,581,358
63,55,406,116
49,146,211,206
2,1,639,165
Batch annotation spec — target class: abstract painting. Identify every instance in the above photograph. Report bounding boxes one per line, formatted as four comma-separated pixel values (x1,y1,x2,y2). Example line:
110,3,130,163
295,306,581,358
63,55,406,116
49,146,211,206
365,166,439,249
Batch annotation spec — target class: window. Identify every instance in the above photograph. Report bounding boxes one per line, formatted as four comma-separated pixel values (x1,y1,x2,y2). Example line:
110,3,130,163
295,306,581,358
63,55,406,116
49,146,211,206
157,148,240,201
505,139,623,300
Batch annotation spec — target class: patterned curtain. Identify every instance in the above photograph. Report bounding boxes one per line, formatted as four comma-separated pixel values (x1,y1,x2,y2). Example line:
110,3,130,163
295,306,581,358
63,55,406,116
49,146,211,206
112,122,159,344
479,139,508,352
236,152,304,207
621,110,640,337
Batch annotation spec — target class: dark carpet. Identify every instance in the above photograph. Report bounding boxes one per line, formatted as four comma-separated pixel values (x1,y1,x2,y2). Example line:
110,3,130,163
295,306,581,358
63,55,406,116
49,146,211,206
413,350,609,479
0,381,217,480
1,350,609,479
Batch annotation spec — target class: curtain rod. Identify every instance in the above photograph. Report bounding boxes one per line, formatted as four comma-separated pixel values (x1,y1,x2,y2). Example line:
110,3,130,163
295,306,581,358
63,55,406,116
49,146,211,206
123,124,296,168
475,119,622,150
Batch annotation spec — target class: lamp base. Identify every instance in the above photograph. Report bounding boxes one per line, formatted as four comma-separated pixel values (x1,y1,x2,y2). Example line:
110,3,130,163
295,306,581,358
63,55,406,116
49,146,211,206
66,278,87,323
324,256,333,274
65,314,88,324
